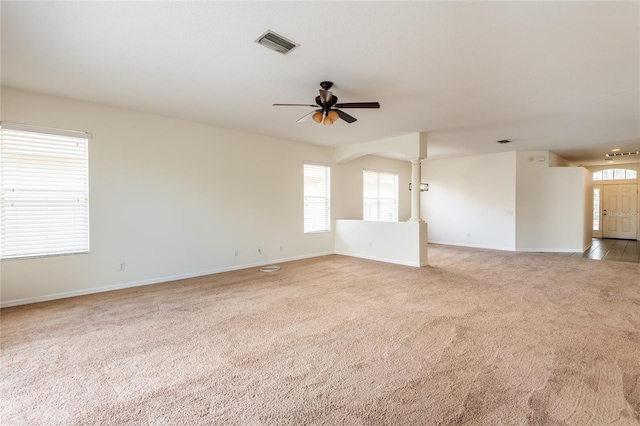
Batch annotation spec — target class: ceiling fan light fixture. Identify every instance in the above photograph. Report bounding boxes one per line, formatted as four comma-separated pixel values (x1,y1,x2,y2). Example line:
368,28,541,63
273,81,380,125
327,110,339,123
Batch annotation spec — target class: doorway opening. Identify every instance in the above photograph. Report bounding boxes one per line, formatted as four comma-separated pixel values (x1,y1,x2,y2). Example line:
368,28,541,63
591,168,638,241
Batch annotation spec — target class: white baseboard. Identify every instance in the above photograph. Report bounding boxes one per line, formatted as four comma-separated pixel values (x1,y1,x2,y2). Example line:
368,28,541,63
428,240,516,252
428,240,586,253
334,251,424,268
515,247,584,253
0,251,334,308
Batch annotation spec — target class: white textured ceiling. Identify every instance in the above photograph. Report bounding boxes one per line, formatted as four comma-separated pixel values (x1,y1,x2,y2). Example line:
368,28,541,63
2,1,639,165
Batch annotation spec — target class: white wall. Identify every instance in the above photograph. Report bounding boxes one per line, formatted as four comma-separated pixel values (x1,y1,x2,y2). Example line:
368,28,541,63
422,150,592,252
582,168,594,247
335,220,427,267
421,152,517,251
1,87,338,306
515,151,590,252
334,132,427,164
333,155,411,221
549,151,576,167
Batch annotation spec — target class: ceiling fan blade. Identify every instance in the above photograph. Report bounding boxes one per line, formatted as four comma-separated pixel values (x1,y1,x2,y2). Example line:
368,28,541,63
333,102,380,109
335,109,357,123
296,110,321,123
273,103,317,107
319,89,332,104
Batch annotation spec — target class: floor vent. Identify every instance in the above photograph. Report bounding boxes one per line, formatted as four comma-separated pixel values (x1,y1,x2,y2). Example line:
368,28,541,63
255,30,299,55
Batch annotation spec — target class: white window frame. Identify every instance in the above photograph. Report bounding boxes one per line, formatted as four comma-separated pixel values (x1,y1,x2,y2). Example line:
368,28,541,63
592,187,601,231
1,123,90,260
363,169,399,222
303,162,331,233
593,169,637,181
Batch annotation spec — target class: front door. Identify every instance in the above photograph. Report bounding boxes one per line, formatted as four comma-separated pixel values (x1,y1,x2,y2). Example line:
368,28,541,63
603,184,638,239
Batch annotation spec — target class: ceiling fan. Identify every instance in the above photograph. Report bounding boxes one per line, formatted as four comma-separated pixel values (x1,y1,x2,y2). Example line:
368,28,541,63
273,81,380,125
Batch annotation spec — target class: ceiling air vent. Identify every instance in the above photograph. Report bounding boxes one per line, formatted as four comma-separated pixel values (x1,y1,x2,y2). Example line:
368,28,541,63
255,30,299,55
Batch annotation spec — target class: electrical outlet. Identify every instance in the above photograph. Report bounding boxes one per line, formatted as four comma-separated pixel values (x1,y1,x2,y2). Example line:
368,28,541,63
119,262,126,271
234,249,239,256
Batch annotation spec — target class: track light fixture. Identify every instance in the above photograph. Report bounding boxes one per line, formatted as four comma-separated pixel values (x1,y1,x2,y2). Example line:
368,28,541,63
604,150,639,160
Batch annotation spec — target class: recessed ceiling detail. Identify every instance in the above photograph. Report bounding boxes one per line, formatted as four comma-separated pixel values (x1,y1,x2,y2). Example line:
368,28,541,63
255,30,299,55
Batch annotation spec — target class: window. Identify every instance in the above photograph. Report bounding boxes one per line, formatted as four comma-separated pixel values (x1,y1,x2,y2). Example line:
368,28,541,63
1,124,90,259
303,163,330,233
593,188,600,231
593,169,637,181
363,169,398,221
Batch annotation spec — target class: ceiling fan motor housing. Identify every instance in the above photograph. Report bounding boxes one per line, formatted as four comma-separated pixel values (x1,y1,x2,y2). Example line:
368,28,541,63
320,81,334,91
316,95,338,111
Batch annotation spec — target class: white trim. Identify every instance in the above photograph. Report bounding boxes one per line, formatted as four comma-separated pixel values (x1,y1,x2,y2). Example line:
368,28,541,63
362,167,397,175
515,247,585,253
334,251,424,267
427,240,516,252
0,122,91,139
0,251,333,308
303,160,332,167
429,240,591,254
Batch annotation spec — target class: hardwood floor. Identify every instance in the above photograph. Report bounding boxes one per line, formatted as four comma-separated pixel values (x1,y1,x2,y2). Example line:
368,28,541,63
547,238,640,264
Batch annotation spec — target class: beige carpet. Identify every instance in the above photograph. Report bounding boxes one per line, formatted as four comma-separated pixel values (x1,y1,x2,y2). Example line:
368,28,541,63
2,245,639,425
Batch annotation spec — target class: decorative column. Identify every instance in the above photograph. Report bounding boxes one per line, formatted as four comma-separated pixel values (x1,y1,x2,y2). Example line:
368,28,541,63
409,158,424,222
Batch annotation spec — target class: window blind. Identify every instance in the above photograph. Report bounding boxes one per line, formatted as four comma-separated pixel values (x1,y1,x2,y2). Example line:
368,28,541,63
1,124,90,259
363,169,398,221
303,163,330,233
